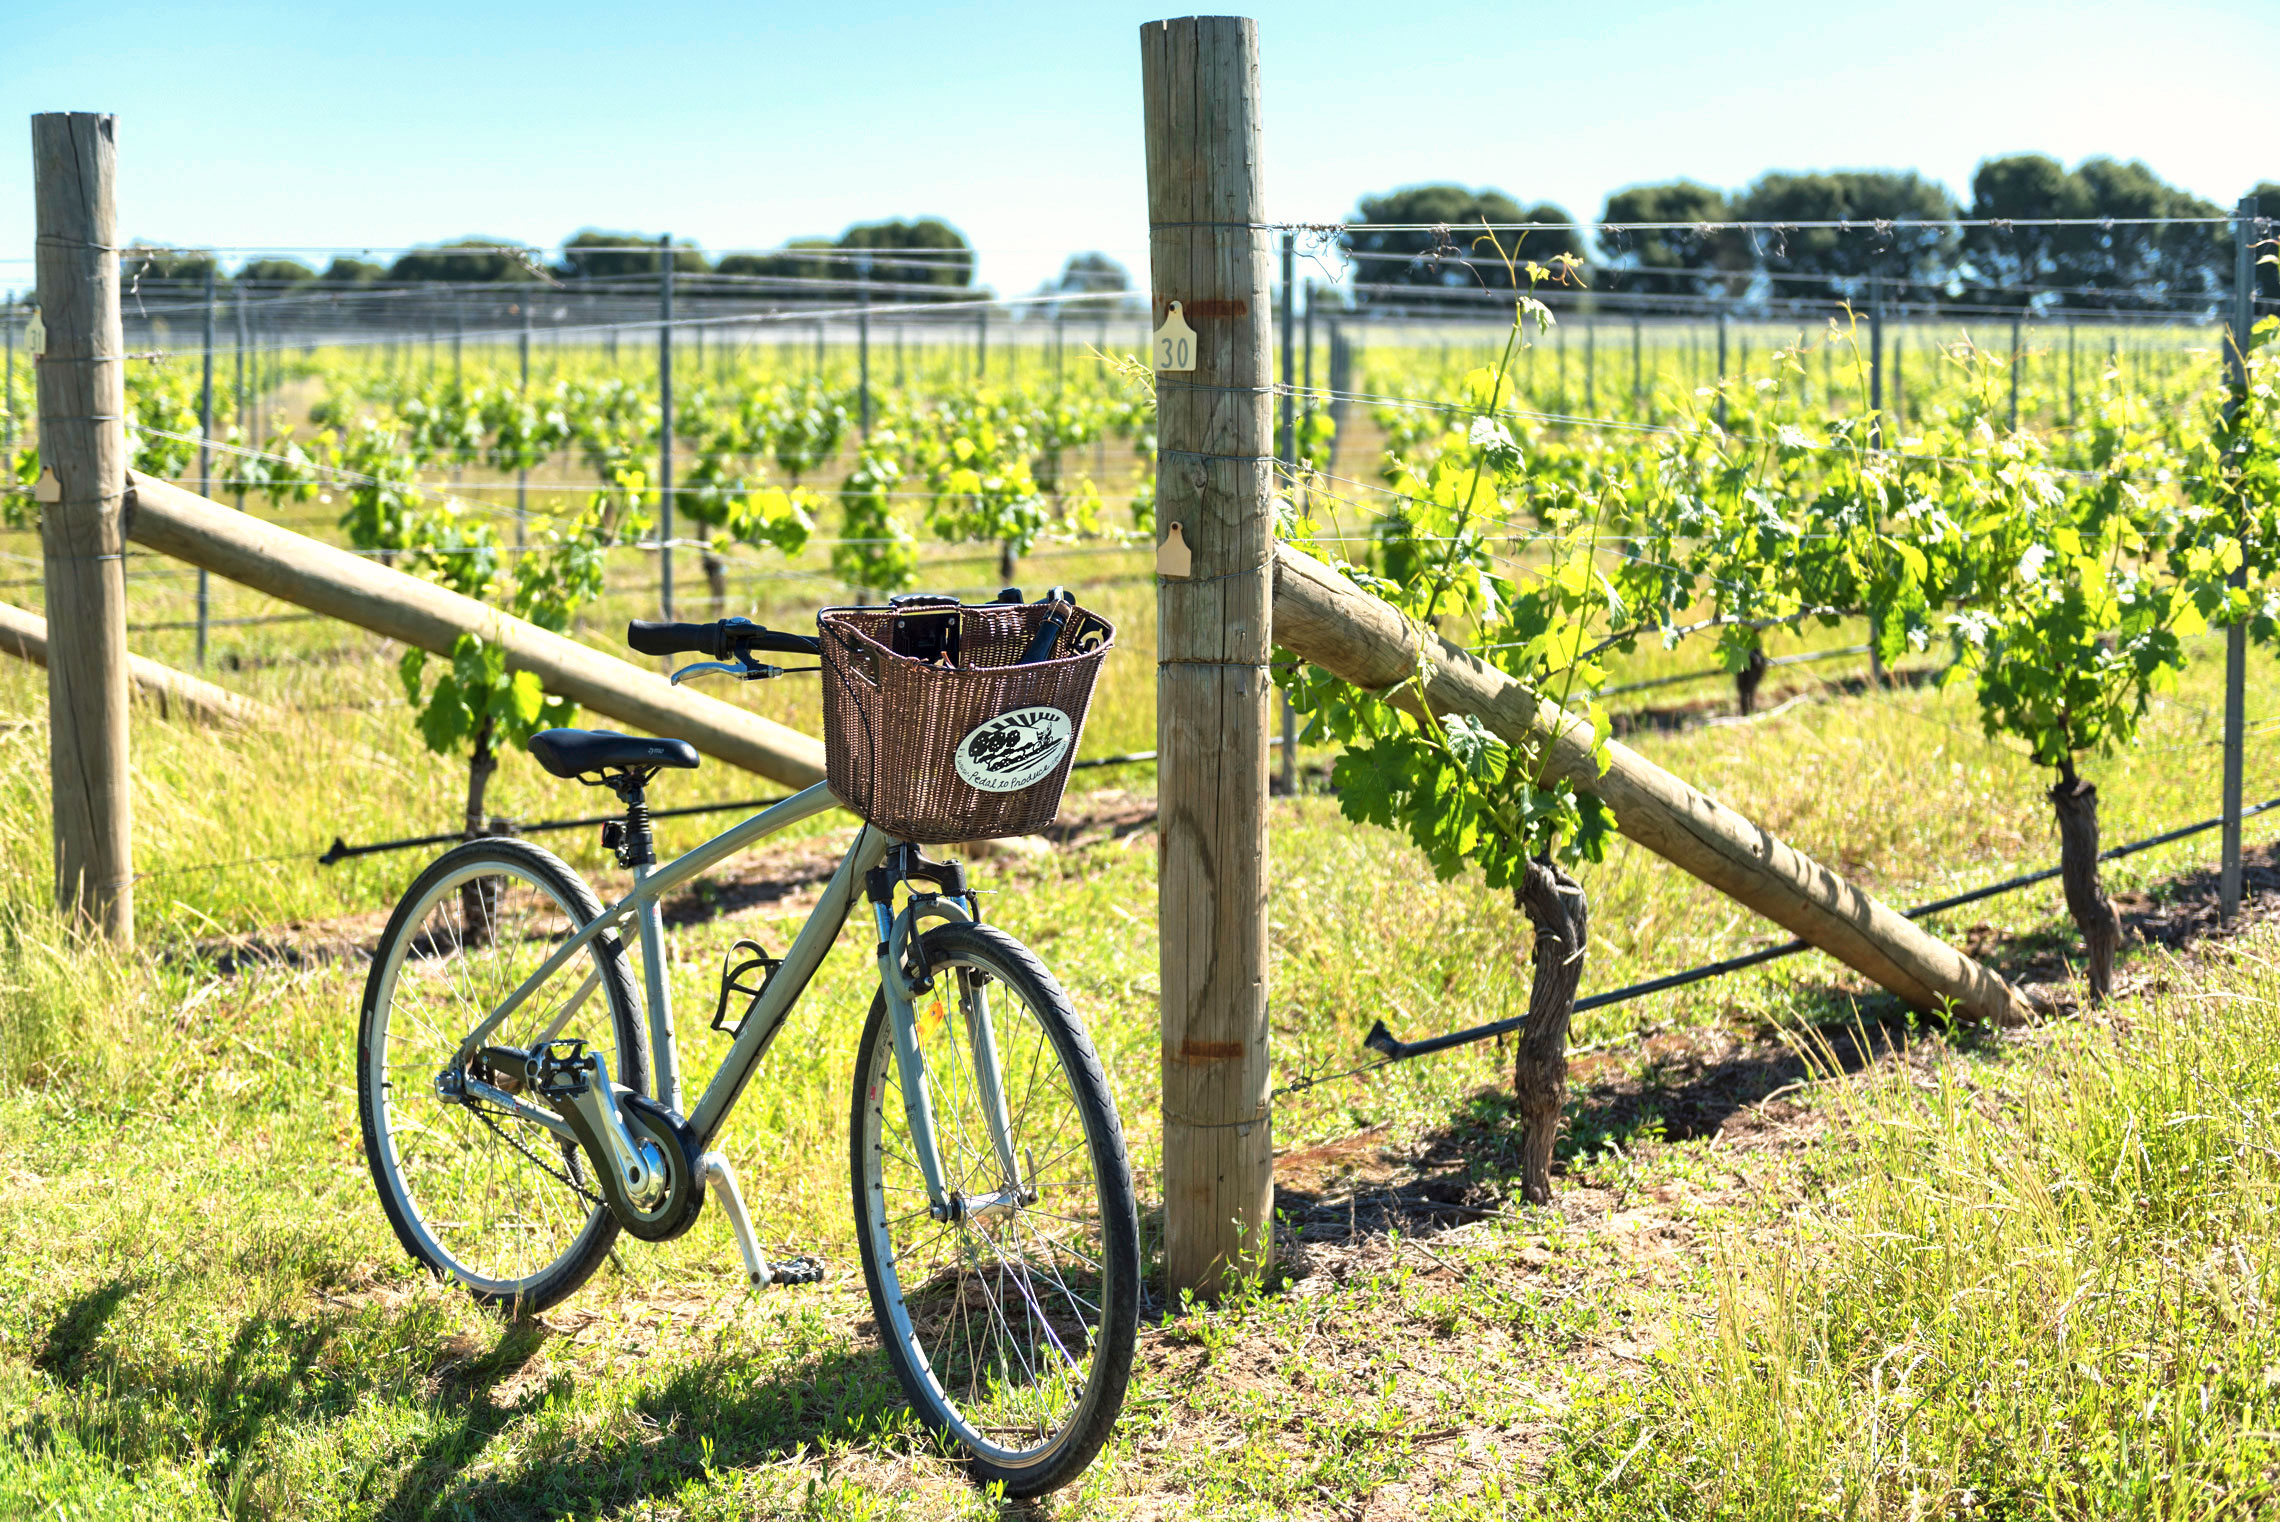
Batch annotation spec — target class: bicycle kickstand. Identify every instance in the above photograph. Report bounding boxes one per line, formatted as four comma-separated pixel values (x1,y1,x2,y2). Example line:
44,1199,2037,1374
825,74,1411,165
699,1153,825,1290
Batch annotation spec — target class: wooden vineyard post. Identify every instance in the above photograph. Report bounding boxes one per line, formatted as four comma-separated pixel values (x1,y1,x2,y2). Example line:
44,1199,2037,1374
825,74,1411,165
1276,230,1297,794
196,264,214,666
857,256,873,437
2008,315,2023,431
31,112,134,943
1631,316,1643,410
1891,311,1905,423
2221,195,2258,921
1143,15,1275,1298
517,296,531,547
657,233,676,619
1584,317,1596,416
1868,274,1886,443
2067,321,2078,425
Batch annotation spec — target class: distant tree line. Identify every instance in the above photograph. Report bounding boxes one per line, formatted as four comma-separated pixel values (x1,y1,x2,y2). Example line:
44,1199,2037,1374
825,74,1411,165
1347,157,2279,312
128,217,987,299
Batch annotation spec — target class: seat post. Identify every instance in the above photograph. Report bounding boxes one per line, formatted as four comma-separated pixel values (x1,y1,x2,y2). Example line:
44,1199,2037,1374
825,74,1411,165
603,771,656,869
603,764,681,1112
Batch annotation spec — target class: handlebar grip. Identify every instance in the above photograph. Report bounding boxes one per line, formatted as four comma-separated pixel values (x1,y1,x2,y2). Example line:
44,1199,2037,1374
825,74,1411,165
627,620,724,658
743,627,823,657
627,618,822,660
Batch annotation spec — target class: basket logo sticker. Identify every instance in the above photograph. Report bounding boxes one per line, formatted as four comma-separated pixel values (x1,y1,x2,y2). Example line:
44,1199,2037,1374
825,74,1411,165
955,706,1075,793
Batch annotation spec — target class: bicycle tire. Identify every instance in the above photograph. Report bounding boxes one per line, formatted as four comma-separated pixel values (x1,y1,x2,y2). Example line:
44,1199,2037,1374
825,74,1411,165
849,921,1139,1497
358,837,644,1314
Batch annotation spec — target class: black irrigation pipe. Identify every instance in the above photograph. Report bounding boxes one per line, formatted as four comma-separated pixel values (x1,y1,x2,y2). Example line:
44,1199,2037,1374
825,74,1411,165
1598,643,1871,698
129,612,325,634
319,725,1281,863
1069,737,1283,773
1357,793,2280,1066
316,795,789,865
317,740,1278,860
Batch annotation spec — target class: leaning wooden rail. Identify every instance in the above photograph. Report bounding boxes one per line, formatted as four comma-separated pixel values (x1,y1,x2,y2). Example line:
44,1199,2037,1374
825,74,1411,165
1270,544,2035,1026
0,598,273,729
122,472,828,789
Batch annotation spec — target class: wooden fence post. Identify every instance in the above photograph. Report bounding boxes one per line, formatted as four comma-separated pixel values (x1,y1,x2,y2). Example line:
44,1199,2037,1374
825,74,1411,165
2220,194,2258,921
1143,15,1275,1298
31,111,133,944
657,233,676,619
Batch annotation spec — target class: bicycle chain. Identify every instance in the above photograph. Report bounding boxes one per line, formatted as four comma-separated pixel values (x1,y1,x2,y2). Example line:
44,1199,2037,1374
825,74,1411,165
463,1096,603,1209
457,1095,830,1288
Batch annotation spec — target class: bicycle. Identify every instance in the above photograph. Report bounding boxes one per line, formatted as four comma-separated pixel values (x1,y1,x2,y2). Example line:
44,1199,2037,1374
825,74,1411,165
356,591,1138,1496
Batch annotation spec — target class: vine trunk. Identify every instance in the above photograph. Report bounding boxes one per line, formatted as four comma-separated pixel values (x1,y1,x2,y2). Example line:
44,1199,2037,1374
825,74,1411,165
1735,643,1770,716
1513,858,1587,1205
2049,771,2119,1002
703,549,729,616
460,714,500,945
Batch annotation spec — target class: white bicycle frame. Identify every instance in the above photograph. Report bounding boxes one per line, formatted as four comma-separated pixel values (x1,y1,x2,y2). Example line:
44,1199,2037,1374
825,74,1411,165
448,779,1016,1232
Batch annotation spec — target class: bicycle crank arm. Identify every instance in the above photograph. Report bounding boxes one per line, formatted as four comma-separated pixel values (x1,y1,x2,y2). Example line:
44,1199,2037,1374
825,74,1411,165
456,1072,577,1143
702,1152,771,1289
501,1041,706,1243
544,1057,668,1211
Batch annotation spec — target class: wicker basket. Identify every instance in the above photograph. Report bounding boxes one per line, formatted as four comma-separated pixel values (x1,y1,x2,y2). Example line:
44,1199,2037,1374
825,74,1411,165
818,598,1115,844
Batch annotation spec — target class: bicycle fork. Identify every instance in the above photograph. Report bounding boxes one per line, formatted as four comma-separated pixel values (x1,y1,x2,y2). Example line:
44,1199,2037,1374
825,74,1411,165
873,891,1025,1222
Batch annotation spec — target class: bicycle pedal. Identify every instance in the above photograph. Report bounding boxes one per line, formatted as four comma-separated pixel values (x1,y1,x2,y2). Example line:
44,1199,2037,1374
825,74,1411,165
529,1039,596,1101
765,1256,826,1286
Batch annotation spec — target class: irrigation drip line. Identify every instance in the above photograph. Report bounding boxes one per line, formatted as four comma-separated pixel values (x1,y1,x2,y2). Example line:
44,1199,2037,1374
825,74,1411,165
315,794,792,865
1281,379,2234,491
1282,471,1812,616
1595,644,1873,697
128,612,321,634
77,242,1099,265
1321,216,2249,234
1067,737,1286,774
1342,794,2280,1073
17,217,2250,273
1336,267,2258,320
296,736,1286,866
120,286,1144,361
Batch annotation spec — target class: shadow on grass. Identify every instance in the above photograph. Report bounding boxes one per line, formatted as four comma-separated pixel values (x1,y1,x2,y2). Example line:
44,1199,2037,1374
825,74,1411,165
30,1277,139,1380
16,1295,337,1517
13,1286,952,1522
397,1342,928,1522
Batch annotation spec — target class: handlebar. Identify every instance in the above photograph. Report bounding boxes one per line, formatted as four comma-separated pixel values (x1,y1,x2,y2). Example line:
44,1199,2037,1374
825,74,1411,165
626,618,821,660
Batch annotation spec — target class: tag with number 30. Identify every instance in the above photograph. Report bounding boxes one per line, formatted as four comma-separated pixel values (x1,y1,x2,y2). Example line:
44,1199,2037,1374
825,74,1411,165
1152,302,1196,373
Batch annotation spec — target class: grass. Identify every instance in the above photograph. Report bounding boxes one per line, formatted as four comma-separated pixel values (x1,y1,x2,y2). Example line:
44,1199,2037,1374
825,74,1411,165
1523,935,2280,1519
0,419,2275,1510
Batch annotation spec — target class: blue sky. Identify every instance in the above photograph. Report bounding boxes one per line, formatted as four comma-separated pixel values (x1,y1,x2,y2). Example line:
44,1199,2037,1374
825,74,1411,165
4,0,2273,298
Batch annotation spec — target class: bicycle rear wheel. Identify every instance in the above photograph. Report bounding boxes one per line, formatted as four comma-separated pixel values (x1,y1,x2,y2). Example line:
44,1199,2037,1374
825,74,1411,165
357,838,643,1313
850,921,1139,1497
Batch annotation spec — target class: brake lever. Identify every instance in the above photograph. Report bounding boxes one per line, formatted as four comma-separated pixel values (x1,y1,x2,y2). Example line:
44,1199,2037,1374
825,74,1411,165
670,660,755,686
670,659,813,686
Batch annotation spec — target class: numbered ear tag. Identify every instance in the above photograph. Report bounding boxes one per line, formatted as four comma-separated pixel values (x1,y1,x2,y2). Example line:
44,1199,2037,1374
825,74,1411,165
1156,521,1193,578
33,467,60,504
1152,302,1196,373
25,309,46,358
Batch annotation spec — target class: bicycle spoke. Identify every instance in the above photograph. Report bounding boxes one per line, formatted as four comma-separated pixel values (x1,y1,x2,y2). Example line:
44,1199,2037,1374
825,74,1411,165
862,941,1126,1471
369,857,624,1299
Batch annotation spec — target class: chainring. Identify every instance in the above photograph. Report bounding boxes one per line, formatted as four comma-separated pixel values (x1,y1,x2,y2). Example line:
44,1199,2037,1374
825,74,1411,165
613,1093,707,1243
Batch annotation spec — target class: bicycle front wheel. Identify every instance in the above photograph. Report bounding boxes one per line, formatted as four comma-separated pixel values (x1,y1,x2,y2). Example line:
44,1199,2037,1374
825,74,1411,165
850,921,1139,1497
358,838,644,1314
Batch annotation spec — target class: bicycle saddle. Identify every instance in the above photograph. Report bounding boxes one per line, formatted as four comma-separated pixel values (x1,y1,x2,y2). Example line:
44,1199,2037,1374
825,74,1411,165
529,729,700,781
